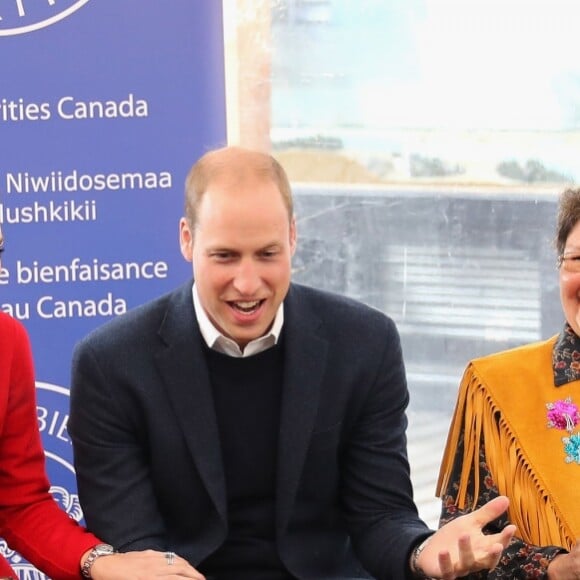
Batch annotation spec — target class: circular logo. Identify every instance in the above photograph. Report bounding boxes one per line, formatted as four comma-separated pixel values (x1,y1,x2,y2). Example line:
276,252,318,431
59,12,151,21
35,381,79,496
0,0,91,36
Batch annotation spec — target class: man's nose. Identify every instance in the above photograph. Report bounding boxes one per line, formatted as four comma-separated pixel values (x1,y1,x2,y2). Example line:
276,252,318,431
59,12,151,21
232,260,261,295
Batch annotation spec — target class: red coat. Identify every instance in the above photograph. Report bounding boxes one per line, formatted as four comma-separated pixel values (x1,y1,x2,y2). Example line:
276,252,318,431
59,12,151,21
0,312,99,579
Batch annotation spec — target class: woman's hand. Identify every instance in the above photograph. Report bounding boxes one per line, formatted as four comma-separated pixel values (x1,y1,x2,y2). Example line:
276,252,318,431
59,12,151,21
547,543,580,579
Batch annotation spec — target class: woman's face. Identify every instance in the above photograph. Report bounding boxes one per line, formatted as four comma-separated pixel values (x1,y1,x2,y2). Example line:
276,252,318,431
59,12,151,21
560,220,580,335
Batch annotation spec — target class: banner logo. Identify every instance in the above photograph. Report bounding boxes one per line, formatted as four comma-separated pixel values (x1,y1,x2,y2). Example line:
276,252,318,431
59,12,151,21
0,0,91,36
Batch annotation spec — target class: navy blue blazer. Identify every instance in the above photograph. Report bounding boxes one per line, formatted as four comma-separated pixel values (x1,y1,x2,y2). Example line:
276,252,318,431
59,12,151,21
69,281,431,579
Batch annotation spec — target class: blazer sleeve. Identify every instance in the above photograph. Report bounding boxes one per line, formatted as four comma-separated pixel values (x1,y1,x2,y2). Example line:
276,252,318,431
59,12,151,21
0,315,99,580
68,337,167,552
340,316,431,579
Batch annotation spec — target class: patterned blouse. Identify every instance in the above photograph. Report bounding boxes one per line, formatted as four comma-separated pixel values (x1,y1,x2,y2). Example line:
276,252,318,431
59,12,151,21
438,324,580,578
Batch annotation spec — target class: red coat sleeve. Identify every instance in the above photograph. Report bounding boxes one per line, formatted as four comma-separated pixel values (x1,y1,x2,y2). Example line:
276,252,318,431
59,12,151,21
0,313,99,580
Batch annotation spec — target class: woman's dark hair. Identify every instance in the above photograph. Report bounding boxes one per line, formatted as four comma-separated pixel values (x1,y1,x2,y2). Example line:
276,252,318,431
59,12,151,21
556,187,580,257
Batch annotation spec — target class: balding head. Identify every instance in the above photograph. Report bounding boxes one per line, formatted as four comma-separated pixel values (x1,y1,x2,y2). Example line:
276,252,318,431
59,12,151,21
184,146,294,231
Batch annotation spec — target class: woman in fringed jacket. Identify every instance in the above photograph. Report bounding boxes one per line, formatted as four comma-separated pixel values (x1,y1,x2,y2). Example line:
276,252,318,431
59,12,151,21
437,186,580,579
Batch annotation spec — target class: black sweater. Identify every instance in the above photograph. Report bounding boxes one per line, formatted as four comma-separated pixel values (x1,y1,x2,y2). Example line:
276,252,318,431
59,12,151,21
199,342,294,579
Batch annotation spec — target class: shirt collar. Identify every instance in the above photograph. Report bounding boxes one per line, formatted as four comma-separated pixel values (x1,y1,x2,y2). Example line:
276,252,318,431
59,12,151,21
553,323,580,386
192,282,284,358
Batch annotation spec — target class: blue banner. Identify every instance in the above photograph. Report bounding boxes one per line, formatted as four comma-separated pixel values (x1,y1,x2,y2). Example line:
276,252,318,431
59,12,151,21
0,2,226,576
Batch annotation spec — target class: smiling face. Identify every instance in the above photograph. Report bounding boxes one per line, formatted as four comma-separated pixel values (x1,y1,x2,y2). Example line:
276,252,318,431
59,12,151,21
180,172,296,349
560,220,580,336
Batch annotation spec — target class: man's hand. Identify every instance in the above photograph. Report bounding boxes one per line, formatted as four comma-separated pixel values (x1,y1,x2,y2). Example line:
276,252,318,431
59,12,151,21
416,496,516,579
86,549,206,580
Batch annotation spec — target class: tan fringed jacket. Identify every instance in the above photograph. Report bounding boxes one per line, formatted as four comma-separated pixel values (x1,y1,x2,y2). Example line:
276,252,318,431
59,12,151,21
437,335,580,550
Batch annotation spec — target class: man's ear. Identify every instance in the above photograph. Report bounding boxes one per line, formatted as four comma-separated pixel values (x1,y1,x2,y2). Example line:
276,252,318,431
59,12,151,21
179,218,193,262
289,216,297,256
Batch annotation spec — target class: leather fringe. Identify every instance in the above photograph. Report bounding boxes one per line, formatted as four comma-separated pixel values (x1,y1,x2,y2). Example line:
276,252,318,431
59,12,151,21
436,363,574,550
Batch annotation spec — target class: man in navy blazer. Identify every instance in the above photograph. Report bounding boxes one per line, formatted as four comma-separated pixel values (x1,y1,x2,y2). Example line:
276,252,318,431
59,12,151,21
69,146,514,580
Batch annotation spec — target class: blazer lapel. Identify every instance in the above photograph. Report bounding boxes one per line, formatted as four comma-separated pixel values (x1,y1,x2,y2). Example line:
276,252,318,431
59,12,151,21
154,283,227,522
276,286,328,531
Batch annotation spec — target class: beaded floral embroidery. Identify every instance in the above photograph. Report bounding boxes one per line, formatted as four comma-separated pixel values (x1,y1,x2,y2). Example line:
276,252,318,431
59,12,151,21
547,397,580,463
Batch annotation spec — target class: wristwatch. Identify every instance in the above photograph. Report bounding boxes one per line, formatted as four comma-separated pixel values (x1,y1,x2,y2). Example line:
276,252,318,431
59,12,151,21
409,535,433,579
81,543,115,579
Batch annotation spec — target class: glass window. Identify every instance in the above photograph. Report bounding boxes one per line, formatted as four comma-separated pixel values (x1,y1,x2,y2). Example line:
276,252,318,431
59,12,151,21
223,0,575,526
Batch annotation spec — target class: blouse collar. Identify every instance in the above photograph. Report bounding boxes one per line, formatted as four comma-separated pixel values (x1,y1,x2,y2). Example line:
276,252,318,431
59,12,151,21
553,323,580,386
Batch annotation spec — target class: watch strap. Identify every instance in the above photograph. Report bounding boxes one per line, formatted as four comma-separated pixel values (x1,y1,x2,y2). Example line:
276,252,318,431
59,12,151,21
81,543,115,579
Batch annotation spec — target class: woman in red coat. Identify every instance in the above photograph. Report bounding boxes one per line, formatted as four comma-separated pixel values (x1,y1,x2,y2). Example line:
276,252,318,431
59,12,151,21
0,230,204,580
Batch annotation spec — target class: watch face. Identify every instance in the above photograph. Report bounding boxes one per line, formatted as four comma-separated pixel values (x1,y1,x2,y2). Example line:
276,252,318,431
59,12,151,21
95,544,115,555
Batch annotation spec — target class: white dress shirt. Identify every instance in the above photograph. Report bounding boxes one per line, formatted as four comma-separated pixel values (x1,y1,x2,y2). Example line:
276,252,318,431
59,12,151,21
192,282,284,358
